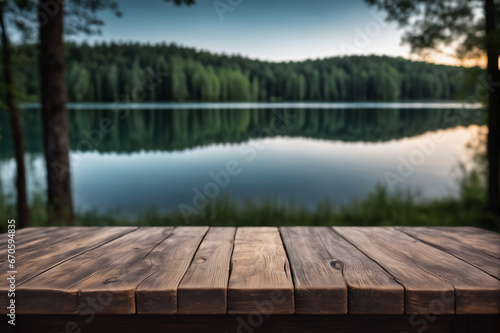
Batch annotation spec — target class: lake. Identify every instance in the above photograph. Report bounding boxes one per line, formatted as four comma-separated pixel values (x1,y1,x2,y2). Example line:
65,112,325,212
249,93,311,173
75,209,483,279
0,102,485,216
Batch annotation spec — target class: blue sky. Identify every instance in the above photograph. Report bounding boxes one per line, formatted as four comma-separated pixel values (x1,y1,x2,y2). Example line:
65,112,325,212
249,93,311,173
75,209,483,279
71,0,411,62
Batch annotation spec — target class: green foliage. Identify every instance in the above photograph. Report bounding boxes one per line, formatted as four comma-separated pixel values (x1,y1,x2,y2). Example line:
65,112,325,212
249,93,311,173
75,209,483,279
365,0,500,59
0,0,123,40
2,42,474,103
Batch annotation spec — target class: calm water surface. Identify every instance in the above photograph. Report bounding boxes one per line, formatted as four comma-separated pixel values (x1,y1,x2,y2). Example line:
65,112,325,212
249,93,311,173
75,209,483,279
0,103,484,215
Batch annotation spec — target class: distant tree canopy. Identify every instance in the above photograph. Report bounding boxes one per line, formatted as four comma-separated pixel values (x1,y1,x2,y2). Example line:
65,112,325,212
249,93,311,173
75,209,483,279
7,42,475,103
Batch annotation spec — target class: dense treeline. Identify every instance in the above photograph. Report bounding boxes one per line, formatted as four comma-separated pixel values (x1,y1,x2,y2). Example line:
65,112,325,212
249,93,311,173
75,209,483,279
7,42,471,103
0,108,483,158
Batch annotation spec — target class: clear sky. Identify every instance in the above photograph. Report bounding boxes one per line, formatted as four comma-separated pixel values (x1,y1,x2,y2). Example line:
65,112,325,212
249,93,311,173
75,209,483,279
69,0,459,64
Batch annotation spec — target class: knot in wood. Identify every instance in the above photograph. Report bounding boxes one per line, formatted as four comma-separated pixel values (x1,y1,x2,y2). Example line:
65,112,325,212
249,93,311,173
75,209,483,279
330,260,344,272
103,277,119,284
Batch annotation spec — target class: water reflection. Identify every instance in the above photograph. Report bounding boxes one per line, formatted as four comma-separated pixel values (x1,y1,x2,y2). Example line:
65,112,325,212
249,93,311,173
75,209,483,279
0,107,483,157
0,106,484,214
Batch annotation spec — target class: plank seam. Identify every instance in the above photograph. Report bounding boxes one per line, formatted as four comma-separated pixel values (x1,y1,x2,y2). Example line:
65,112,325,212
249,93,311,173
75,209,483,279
12,227,101,261
390,228,458,314
439,228,500,259
474,249,500,260
277,228,296,294
275,227,295,314
139,229,175,263
17,227,139,287
70,228,174,290
133,227,177,314
171,227,210,314
133,227,209,314
330,227,407,313
225,227,237,315
317,228,349,311
318,227,350,313
396,228,500,281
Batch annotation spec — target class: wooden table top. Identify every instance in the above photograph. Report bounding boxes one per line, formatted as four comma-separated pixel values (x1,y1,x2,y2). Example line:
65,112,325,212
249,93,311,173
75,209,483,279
1,226,499,315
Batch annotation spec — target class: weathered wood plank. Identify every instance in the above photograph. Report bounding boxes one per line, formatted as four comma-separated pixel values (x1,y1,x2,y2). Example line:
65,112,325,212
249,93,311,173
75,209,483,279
0,227,57,257
0,226,56,246
17,227,174,314
3,226,498,317
0,227,137,314
1,227,136,284
177,227,235,314
281,227,403,314
397,227,500,279
136,226,209,314
228,227,294,314
334,227,500,314
0,226,62,240
0,227,98,257
280,227,347,314
431,227,500,259
0,227,125,280
335,226,454,315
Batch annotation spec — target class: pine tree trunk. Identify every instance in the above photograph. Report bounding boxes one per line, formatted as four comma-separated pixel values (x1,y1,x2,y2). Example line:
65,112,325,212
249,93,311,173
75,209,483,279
0,6,30,228
485,0,500,216
0,7,30,228
39,0,74,225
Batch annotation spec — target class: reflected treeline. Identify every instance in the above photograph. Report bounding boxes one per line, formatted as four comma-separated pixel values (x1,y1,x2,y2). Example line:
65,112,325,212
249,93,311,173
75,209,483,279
0,108,483,158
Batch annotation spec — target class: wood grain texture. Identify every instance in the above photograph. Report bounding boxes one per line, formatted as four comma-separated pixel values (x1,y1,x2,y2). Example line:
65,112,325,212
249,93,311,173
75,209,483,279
430,227,500,259
334,227,500,314
0,227,99,260
1,227,498,317
280,227,347,314
0,227,57,248
283,227,403,314
177,227,235,314
136,226,209,314
0,227,137,314
0,227,61,261
17,227,174,314
1,227,135,284
228,227,294,314
335,226,454,315
397,227,500,279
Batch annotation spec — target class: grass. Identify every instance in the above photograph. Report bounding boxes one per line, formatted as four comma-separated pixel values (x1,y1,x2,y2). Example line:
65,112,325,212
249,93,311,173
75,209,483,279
1,160,498,233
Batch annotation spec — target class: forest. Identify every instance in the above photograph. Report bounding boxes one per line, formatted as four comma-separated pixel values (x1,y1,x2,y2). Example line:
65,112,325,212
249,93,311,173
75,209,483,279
8,42,473,103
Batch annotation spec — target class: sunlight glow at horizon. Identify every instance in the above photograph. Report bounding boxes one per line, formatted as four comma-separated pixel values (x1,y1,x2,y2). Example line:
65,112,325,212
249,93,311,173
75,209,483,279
412,53,486,68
